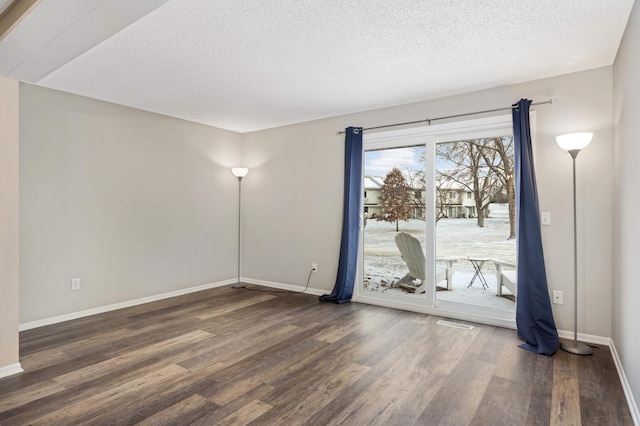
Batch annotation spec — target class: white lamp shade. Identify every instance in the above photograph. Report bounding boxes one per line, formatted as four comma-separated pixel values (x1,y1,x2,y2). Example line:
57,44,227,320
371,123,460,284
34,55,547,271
231,167,249,178
556,132,593,151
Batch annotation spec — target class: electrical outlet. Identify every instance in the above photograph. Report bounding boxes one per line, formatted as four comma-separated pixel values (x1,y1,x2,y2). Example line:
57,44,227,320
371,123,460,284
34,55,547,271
552,290,563,304
71,278,81,290
541,211,551,226
311,263,318,272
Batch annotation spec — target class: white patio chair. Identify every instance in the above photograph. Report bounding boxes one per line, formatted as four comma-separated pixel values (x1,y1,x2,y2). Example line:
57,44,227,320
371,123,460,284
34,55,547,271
491,259,517,297
393,232,456,293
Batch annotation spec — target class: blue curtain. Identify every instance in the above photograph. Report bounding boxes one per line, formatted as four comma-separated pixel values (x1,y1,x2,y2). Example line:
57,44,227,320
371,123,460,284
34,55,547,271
513,99,559,355
320,127,363,303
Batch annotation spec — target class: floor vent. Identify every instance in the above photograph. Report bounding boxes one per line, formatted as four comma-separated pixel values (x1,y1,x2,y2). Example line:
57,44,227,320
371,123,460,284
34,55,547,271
437,320,474,330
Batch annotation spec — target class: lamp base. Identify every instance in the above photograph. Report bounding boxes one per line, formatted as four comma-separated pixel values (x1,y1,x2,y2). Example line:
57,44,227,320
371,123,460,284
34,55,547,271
560,341,593,355
231,283,246,289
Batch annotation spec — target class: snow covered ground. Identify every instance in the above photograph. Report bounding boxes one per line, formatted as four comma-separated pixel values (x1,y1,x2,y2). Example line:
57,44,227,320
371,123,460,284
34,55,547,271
363,217,516,310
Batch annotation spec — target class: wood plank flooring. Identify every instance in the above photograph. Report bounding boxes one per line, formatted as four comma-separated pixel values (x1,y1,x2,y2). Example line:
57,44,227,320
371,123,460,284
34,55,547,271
0,285,633,425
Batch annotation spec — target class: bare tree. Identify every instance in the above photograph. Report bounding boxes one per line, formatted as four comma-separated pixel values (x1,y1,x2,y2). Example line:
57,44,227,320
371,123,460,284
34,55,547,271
436,141,501,228
435,175,461,222
476,137,516,238
377,167,412,231
403,166,426,219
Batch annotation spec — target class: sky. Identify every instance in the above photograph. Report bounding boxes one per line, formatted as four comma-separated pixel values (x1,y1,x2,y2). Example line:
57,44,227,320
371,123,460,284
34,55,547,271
364,145,455,177
364,146,425,177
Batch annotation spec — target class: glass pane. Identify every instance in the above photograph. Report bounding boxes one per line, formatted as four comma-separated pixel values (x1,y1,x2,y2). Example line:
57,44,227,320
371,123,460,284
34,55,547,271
435,137,517,311
363,145,427,296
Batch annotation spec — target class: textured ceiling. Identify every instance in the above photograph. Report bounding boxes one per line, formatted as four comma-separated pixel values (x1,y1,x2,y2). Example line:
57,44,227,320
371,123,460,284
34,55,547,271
2,0,635,132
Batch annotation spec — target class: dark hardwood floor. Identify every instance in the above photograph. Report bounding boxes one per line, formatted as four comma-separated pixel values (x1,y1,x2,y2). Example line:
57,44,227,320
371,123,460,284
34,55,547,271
0,285,633,425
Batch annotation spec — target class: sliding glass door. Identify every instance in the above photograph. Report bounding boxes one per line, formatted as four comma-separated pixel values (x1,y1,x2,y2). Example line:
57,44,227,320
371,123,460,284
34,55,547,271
355,115,519,326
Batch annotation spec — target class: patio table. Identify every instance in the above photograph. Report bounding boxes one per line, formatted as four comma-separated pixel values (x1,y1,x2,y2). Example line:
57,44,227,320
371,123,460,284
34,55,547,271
467,257,489,291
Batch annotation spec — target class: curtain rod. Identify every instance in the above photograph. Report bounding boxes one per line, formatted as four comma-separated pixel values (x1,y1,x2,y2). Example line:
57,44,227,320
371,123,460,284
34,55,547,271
336,98,554,135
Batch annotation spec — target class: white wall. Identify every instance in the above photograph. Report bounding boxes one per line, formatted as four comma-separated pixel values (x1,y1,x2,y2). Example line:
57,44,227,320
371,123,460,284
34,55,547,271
19,84,243,323
0,76,20,372
613,0,640,413
242,67,614,338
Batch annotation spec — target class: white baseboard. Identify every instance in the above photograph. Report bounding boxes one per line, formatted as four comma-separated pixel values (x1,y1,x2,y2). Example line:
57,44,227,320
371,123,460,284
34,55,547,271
19,279,235,331
0,362,23,379
242,277,327,297
556,329,611,347
556,332,639,424
609,339,640,425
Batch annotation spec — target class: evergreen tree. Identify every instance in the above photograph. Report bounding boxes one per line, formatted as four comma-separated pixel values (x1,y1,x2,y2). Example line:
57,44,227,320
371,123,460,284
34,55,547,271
378,167,412,231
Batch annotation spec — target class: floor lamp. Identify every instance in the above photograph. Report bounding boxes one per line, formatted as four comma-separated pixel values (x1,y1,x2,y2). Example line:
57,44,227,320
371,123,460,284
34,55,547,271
231,167,248,289
556,132,593,356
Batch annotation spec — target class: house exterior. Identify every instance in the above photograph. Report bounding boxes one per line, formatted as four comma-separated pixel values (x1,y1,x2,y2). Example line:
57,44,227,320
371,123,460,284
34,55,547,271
363,176,384,218
436,181,477,218
365,175,480,220
364,175,425,220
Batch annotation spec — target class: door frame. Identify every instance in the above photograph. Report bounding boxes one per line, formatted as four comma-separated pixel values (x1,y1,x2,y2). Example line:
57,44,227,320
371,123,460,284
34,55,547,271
353,113,534,329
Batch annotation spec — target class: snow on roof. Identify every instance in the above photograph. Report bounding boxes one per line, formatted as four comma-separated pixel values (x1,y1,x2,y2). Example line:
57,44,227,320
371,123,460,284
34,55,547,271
436,179,472,191
365,174,427,190
364,176,384,189
408,176,425,190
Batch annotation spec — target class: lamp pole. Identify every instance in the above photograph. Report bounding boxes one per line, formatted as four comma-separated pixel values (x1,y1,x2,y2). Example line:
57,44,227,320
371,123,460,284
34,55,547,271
231,168,248,289
556,133,593,356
